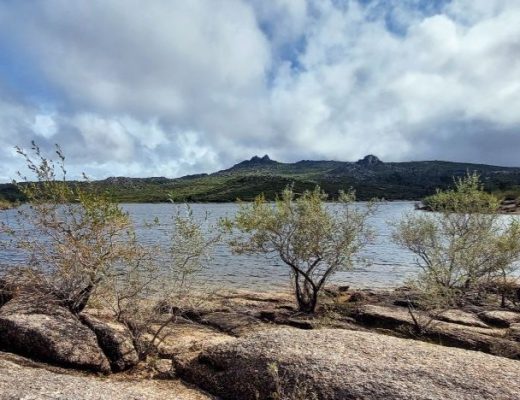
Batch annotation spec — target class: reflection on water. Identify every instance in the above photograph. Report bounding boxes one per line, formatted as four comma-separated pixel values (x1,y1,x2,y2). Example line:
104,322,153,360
3,202,517,290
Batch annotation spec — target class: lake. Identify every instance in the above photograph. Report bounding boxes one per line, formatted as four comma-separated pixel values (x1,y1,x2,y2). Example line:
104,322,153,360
3,201,516,291
123,201,420,290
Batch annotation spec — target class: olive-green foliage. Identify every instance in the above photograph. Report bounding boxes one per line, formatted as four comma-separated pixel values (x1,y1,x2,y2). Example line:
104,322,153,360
394,173,520,306
2,142,134,314
0,199,14,210
225,186,373,313
422,172,500,212
96,203,222,360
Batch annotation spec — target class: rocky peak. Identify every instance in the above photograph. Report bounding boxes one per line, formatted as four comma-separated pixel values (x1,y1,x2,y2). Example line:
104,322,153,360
249,154,272,163
227,154,277,171
356,155,383,167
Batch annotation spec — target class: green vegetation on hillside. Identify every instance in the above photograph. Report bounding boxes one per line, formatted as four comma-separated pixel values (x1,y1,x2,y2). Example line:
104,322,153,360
2,154,520,203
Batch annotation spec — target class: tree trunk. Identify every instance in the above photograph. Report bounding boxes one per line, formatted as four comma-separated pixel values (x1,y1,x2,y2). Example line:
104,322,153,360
294,273,318,313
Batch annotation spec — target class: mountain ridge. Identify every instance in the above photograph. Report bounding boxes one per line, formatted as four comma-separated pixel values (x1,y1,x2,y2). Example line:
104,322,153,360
2,155,520,203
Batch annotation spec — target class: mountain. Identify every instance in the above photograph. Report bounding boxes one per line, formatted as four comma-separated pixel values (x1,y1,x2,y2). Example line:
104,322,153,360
2,155,520,203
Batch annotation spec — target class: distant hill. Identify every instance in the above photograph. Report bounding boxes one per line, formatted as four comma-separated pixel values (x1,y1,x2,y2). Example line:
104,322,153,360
2,155,520,202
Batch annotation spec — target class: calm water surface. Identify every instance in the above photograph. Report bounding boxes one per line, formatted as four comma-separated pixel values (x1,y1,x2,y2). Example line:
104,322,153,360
4,202,516,291
123,201,419,290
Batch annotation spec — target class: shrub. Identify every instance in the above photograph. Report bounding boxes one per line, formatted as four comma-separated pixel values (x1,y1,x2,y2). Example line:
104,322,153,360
96,204,222,360
394,173,520,306
1,142,134,314
225,186,373,313
0,199,15,210
422,172,500,213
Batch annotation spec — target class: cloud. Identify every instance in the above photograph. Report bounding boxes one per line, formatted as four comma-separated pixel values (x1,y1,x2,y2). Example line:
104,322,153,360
0,0,519,181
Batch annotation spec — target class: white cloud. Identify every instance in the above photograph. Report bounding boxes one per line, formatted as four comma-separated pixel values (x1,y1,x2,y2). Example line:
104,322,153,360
1,0,520,181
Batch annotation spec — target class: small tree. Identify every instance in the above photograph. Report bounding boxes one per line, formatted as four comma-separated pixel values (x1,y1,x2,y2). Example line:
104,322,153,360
226,186,373,313
393,173,520,306
1,142,134,314
96,204,222,360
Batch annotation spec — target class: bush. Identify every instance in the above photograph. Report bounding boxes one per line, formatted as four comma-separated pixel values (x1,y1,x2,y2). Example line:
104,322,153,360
1,142,135,314
0,143,223,361
0,199,15,210
394,173,520,306
225,186,373,313
96,204,222,360
422,172,499,213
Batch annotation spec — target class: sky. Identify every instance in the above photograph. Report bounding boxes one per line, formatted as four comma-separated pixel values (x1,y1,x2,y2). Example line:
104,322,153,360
1,0,520,181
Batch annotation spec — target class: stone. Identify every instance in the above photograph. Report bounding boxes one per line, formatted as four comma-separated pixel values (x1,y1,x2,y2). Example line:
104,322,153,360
436,309,490,328
356,154,383,167
0,279,13,308
80,314,139,372
347,291,367,302
0,351,211,400
0,297,110,373
200,311,263,336
351,305,520,359
478,310,520,327
142,322,235,359
152,358,174,379
509,323,520,341
175,328,520,400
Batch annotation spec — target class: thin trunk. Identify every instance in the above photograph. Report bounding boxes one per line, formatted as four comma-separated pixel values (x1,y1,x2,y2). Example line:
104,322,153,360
294,273,318,313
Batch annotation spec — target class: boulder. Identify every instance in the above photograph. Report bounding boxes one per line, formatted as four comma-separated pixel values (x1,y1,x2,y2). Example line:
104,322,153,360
80,314,139,372
175,328,520,400
151,358,175,379
0,297,110,373
478,310,520,327
436,309,490,328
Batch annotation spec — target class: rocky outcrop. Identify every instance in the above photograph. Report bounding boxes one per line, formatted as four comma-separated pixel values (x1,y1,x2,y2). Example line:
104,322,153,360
0,351,211,400
80,314,139,372
199,311,265,336
142,322,235,359
478,310,520,327
0,297,110,373
356,154,383,167
436,309,490,328
351,305,520,358
499,199,520,214
175,328,520,400
510,323,520,341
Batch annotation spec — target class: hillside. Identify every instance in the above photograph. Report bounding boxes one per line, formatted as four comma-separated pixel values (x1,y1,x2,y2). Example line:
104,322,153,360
2,155,520,202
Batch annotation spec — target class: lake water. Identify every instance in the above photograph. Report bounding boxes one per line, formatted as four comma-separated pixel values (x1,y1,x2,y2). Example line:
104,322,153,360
3,202,517,291
122,201,421,290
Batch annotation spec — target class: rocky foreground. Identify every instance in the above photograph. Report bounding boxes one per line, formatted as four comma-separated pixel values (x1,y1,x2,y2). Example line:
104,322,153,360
0,288,520,399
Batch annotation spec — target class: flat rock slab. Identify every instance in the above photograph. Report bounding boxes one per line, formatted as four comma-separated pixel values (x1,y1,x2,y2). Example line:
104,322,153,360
510,324,520,341
176,328,520,400
436,309,490,328
0,298,110,373
478,310,520,327
200,312,264,336
335,304,520,359
0,352,211,400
